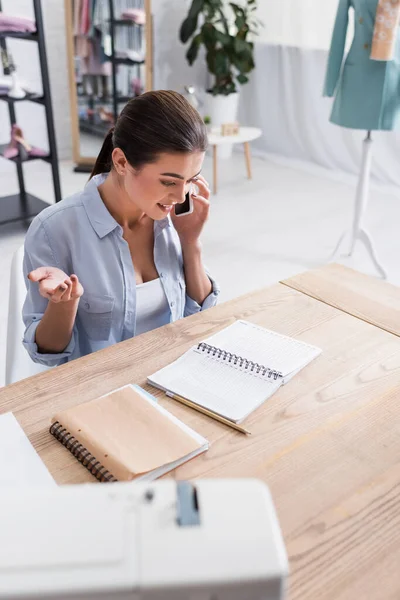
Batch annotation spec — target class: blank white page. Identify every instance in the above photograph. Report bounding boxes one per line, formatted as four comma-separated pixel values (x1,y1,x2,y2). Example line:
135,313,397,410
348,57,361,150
148,349,281,423
203,320,321,379
0,413,55,488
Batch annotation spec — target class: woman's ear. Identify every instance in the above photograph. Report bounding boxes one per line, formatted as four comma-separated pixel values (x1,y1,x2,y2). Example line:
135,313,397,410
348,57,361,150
112,148,128,176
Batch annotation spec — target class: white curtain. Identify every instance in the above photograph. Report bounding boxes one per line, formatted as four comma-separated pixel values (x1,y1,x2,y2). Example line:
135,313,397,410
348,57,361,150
256,0,342,50
239,1,400,186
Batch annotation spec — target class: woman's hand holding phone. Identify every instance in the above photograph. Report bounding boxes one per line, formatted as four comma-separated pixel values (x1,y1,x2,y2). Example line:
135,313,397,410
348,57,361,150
171,175,210,247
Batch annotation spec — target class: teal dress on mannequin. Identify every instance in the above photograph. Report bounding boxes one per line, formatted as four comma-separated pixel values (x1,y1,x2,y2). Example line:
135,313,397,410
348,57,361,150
324,0,400,130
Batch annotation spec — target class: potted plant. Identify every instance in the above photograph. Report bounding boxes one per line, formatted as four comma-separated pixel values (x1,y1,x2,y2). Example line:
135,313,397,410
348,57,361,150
180,0,261,129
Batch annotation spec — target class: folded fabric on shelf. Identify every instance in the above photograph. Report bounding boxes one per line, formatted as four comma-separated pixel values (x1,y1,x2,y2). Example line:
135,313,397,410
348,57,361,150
0,13,36,33
121,8,146,25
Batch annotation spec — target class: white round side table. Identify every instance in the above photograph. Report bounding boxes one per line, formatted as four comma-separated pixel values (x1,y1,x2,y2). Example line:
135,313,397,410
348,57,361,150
207,126,262,194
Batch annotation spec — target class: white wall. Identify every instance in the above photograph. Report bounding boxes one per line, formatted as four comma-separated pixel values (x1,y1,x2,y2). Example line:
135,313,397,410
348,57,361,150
151,0,207,91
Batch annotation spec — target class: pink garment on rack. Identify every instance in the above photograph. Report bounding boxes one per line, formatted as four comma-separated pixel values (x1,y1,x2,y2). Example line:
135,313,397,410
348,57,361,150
80,0,90,35
0,13,36,32
75,36,90,60
73,0,82,36
77,38,111,77
121,9,146,25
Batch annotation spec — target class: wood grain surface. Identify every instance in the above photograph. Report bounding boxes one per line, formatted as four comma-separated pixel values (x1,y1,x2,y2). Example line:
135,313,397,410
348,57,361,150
282,263,400,338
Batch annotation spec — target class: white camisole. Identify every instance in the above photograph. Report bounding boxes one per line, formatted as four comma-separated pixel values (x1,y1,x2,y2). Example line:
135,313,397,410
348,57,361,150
135,278,171,336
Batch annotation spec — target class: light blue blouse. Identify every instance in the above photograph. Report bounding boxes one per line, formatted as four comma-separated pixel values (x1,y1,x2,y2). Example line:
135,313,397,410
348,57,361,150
22,174,220,367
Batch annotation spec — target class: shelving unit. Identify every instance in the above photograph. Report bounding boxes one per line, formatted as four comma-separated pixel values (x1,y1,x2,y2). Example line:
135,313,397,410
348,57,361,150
0,0,61,226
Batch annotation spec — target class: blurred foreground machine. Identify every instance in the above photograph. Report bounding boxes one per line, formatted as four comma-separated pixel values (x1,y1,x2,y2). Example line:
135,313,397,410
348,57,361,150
0,479,288,599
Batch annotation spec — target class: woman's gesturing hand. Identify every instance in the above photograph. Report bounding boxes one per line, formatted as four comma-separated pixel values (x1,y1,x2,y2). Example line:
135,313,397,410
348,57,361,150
28,267,84,303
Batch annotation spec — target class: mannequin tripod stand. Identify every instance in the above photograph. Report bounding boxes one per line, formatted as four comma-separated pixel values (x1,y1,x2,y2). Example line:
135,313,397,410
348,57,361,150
330,131,387,279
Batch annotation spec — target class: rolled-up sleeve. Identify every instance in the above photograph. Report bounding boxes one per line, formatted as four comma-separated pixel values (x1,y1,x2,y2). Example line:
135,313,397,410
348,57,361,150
184,271,220,317
22,218,76,367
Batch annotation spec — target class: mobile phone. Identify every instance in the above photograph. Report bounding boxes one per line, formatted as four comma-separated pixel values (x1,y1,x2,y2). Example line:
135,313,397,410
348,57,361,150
175,187,194,217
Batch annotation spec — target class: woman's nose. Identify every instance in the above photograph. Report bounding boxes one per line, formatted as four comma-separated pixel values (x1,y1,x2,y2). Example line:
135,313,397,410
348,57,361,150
175,184,190,204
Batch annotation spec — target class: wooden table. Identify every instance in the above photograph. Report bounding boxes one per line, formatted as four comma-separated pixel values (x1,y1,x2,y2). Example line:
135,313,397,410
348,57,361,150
2,265,400,599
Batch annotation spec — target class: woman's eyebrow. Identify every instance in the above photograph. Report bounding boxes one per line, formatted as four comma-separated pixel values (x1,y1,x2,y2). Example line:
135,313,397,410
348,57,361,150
160,170,202,180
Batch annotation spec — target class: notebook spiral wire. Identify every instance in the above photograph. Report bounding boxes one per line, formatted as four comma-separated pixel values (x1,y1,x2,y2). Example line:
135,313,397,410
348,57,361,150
50,421,117,483
197,343,283,381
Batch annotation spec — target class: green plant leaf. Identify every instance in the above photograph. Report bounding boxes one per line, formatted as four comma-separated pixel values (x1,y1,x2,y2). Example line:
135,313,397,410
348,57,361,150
180,0,257,92
234,38,251,54
236,54,255,73
237,73,249,84
180,16,199,43
188,0,205,18
186,34,202,65
201,22,218,46
206,49,217,75
214,50,229,75
217,7,230,34
215,30,231,46
235,14,246,30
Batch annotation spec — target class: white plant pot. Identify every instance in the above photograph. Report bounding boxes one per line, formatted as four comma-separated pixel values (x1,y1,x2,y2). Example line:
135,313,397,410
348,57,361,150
205,92,239,159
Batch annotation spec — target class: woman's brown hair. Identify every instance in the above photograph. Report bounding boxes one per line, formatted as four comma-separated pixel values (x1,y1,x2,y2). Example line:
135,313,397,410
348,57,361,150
90,90,208,178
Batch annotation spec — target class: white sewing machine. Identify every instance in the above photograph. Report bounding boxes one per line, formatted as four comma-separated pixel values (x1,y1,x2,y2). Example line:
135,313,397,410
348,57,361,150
0,479,288,600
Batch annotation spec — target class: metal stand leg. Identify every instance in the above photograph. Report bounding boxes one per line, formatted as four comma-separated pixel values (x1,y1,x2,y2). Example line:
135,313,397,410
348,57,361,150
34,0,62,203
330,131,387,279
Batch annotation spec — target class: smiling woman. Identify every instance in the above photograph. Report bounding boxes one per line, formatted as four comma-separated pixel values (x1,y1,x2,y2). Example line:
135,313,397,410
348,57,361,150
22,91,220,367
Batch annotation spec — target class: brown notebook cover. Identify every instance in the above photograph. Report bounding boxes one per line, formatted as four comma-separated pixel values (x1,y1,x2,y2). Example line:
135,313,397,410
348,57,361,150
50,385,208,482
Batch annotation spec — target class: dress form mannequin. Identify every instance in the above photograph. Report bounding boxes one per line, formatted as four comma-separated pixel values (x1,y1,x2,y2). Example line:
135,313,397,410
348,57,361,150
324,0,400,278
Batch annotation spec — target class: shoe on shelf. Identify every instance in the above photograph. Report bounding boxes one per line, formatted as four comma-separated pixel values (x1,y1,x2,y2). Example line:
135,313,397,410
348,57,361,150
2,124,47,160
98,107,115,124
126,49,145,62
116,50,145,63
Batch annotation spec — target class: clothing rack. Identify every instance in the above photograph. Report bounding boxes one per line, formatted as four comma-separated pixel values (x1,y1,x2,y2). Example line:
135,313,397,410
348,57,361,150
0,0,61,226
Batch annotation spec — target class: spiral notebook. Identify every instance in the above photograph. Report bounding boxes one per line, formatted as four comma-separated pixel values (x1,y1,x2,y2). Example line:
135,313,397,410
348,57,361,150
50,384,208,482
148,320,321,423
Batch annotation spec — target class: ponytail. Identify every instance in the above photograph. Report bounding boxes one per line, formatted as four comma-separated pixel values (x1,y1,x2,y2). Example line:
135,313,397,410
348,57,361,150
90,127,115,179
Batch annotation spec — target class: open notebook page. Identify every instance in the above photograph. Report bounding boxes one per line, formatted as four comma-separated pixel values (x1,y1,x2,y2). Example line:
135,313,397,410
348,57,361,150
148,349,282,424
203,320,321,381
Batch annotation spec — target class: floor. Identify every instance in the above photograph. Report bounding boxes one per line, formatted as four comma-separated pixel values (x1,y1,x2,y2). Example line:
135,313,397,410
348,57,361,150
1,150,400,388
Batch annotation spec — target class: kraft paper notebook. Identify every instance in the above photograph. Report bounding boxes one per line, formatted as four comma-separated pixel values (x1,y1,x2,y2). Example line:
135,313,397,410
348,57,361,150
148,320,321,424
50,385,208,482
